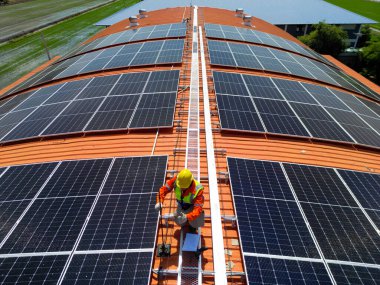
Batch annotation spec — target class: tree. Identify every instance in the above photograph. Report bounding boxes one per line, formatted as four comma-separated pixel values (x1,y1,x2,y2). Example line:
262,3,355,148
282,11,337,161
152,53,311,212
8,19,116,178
298,22,348,57
356,24,371,48
360,34,380,84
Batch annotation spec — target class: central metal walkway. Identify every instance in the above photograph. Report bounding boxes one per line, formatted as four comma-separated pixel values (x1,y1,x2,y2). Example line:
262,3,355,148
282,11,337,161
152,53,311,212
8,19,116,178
180,5,202,285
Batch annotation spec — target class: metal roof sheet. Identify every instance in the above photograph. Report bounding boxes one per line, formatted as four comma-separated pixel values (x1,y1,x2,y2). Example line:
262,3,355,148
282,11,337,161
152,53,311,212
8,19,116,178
96,0,377,26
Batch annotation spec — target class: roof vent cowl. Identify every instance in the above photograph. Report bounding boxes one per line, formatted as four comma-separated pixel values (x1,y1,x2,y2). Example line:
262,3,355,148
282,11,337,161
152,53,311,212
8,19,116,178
235,8,244,18
243,15,252,26
129,16,139,26
139,9,148,18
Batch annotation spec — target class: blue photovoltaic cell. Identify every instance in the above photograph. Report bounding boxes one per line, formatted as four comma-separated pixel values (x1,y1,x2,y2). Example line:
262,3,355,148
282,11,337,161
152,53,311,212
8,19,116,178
102,156,168,195
61,252,152,285
62,22,186,60
301,203,380,264
0,255,68,284
284,164,357,207
0,155,166,284
228,158,294,200
39,159,112,198
367,210,380,228
5,40,183,95
234,195,319,257
329,263,380,285
253,98,310,136
0,70,180,143
338,170,380,211
0,201,30,242
245,256,332,285
0,196,95,254
0,163,57,202
77,192,158,250
289,102,354,143
207,39,380,100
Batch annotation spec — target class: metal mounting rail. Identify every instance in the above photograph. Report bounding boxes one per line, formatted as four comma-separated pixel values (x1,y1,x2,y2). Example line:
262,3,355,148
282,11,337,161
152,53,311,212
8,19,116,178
179,6,202,285
199,26,227,284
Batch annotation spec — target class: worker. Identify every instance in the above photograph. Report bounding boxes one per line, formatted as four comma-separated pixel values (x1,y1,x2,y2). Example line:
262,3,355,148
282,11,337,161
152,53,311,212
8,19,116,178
155,169,204,232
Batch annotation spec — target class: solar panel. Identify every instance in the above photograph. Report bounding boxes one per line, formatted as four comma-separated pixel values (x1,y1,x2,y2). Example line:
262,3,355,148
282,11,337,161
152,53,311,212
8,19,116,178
84,95,138,131
289,102,354,142
0,201,30,242
217,97,265,132
325,107,380,147
208,40,380,100
301,203,380,264
245,256,332,285
329,263,380,285
60,23,186,61
284,164,357,207
337,170,380,211
0,162,58,202
234,195,319,257
0,155,168,284
1,70,180,142
5,40,184,95
13,85,64,111
253,98,310,136
77,193,157,250
0,255,68,284
332,89,380,118
39,159,113,198
61,252,152,284
272,78,318,104
213,71,380,148
228,157,380,284
0,196,96,254
129,92,177,128
205,24,333,67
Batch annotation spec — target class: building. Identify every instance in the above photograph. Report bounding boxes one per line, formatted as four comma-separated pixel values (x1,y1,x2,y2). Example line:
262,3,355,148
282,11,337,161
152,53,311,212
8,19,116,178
97,0,377,46
0,4,379,285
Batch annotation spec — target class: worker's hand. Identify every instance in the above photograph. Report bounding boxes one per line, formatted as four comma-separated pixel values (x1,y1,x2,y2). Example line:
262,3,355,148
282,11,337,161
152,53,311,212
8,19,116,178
155,202,162,211
177,213,188,225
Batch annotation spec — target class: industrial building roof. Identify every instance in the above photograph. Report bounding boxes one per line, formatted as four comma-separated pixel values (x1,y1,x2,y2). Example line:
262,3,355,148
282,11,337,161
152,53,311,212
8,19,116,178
0,5,379,285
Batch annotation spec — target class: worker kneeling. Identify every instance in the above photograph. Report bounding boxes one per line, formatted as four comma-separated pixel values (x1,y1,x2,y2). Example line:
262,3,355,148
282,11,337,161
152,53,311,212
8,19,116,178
155,169,205,232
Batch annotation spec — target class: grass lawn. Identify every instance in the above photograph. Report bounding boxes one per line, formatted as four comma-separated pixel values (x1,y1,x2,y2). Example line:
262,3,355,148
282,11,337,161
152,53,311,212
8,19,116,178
325,0,380,29
0,0,138,90
0,0,115,42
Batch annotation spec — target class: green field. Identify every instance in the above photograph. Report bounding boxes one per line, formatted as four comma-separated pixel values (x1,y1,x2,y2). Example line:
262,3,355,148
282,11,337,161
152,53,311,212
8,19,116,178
0,0,138,91
0,0,116,42
325,0,380,29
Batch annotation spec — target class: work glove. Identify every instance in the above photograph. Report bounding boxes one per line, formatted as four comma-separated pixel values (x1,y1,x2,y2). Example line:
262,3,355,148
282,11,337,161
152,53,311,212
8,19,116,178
155,202,162,211
177,213,188,226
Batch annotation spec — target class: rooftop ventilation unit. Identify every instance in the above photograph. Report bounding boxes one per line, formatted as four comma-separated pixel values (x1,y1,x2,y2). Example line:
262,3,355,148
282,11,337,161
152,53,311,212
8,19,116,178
129,16,139,26
243,15,252,26
139,9,148,18
235,8,244,18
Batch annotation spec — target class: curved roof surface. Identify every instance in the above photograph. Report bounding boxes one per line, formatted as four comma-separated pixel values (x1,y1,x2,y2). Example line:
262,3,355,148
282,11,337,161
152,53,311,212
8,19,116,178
0,6,379,285
96,0,377,26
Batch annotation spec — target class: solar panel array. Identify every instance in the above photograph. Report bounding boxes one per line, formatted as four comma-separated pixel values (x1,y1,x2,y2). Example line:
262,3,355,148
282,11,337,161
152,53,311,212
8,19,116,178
205,24,331,66
0,70,179,143
208,40,380,101
214,71,380,148
4,39,184,96
0,155,167,284
228,157,380,284
63,23,187,60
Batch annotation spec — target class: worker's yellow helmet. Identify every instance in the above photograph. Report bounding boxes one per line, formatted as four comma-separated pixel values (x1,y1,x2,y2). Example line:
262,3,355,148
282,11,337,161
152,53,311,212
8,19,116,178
177,169,193,189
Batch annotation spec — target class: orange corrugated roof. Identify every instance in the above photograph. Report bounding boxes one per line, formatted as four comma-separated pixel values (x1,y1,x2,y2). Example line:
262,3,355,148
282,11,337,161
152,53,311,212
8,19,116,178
0,6,379,285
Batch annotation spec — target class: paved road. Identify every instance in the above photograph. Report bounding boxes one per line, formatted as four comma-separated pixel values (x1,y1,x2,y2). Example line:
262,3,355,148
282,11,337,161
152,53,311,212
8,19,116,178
0,0,114,42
